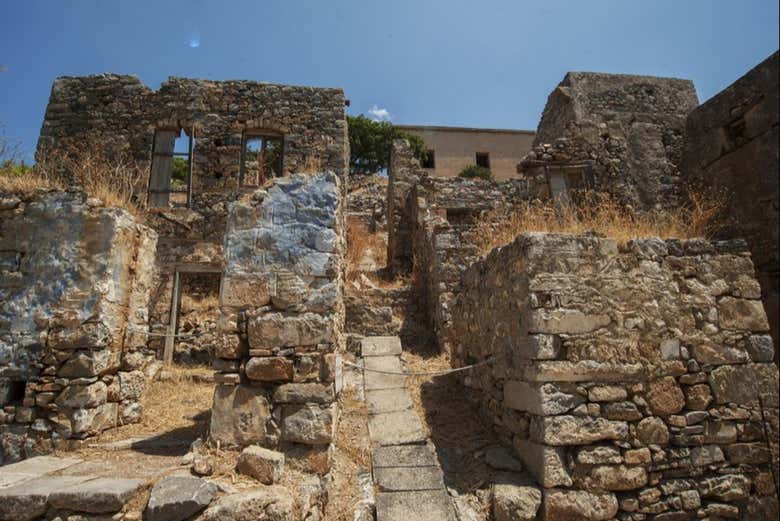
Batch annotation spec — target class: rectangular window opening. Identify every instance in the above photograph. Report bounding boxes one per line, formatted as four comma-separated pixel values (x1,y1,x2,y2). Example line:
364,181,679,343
0,380,26,407
475,152,490,169
421,149,435,169
240,133,283,187
149,129,194,208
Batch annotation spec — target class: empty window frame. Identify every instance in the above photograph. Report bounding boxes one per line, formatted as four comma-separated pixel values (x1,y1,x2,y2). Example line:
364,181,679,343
149,129,194,208
240,133,283,186
475,152,490,169
548,168,586,204
421,149,435,169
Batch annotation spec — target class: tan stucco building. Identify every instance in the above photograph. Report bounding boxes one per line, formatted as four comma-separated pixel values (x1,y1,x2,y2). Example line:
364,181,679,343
396,124,535,180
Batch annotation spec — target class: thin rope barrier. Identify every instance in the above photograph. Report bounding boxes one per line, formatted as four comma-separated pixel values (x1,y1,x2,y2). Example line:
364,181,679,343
343,354,500,377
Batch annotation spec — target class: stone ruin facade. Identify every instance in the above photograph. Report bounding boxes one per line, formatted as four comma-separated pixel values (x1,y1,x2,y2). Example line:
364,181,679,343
451,233,778,519
0,191,156,464
210,172,344,470
518,72,698,210
683,51,780,356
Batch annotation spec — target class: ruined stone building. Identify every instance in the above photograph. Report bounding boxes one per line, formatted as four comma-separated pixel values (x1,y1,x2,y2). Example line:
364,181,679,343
396,124,535,180
0,49,778,521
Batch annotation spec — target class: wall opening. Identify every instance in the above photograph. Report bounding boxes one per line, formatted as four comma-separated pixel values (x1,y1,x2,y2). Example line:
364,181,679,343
149,128,194,208
0,380,26,407
476,152,490,169
163,268,222,365
240,132,283,186
421,149,436,169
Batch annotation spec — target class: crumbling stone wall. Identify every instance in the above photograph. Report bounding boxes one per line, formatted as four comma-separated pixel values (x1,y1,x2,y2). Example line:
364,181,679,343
36,75,349,360
408,174,529,352
210,172,344,471
519,72,698,210
452,233,779,519
386,140,424,274
0,191,157,464
683,51,779,356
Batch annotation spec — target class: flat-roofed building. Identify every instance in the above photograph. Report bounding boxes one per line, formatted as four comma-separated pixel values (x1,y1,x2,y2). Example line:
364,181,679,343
396,124,535,180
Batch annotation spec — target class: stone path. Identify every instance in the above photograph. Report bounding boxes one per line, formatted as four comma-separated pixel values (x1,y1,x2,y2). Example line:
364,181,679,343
361,336,456,521
0,455,145,521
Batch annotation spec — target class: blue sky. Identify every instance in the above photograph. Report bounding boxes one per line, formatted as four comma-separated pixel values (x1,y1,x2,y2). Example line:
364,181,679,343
1,0,778,160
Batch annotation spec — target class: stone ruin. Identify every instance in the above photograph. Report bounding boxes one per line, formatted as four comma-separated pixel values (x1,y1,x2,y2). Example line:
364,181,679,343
0,50,777,521
451,233,778,519
0,191,156,464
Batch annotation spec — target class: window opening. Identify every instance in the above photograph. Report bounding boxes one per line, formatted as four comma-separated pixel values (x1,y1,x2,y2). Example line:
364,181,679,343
240,133,283,186
149,128,194,208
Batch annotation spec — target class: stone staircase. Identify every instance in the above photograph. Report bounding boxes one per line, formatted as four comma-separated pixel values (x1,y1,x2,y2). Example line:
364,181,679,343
360,336,457,521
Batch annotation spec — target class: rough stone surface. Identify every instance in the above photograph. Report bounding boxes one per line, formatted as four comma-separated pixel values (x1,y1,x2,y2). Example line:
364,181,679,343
493,480,542,521
201,486,294,521
145,476,217,521
48,477,144,513
542,489,618,520
236,445,285,484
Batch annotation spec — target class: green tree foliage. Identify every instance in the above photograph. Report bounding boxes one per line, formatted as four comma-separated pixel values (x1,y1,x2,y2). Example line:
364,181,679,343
171,157,188,188
347,115,426,175
458,165,493,181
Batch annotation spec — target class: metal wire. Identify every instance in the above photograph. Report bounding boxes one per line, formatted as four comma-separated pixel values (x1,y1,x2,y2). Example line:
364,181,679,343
343,353,500,377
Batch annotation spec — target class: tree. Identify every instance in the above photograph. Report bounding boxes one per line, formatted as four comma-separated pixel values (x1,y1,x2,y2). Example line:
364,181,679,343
458,165,493,181
347,115,426,175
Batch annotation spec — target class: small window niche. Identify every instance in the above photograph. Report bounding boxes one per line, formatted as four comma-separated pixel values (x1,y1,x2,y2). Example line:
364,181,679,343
240,133,283,187
149,128,194,208
421,149,435,169
476,152,490,169
0,379,26,407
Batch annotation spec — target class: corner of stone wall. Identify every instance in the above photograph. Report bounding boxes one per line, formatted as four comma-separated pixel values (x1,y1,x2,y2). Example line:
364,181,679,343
452,232,780,519
211,172,344,473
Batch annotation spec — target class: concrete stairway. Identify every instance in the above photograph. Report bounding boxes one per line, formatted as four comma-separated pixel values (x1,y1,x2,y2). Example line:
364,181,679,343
361,336,457,521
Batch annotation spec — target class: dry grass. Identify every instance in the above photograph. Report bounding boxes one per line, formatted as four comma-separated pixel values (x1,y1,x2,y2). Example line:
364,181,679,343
474,188,727,254
346,219,388,282
0,147,143,215
95,365,214,443
323,387,371,521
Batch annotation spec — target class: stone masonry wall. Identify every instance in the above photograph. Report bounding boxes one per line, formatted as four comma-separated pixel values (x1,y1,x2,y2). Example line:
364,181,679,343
0,190,157,464
209,172,344,473
386,139,424,274
451,233,779,519
683,51,779,357
519,72,698,211
36,75,349,359
409,174,529,353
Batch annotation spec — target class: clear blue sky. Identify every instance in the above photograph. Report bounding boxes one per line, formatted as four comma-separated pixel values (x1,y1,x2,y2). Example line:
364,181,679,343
1,0,778,160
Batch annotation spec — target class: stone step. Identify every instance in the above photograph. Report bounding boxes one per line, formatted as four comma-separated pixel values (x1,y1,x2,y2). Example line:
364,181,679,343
374,465,445,492
366,388,414,414
361,336,403,357
376,490,457,521
364,355,406,391
372,443,439,468
368,409,427,447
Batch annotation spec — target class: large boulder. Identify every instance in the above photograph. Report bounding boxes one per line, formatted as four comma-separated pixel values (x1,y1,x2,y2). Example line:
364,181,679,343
145,475,217,521
200,486,294,521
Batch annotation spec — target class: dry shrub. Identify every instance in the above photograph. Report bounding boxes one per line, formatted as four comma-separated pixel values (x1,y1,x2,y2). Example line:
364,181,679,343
0,144,144,215
474,188,727,254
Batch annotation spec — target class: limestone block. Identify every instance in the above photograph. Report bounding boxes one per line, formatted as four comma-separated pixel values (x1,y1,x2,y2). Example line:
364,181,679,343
515,334,561,360
118,370,146,401
220,276,271,308
709,363,779,406
690,445,725,466
272,383,333,404
718,297,770,331
724,442,772,464
588,385,627,402
523,361,646,382
646,376,685,415
527,309,611,334
504,381,584,416
574,445,623,465
214,334,246,360
70,402,118,436
745,334,776,362
56,382,108,409
684,384,713,410
245,357,294,382
247,312,333,350
542,489,618,520
236,446,285,484
145,476,217,521
493,480,542,521
200,486,294,521
280,404,334,445
636,417,670,445
48,477,144,514
697,474,751,501
602,401,642,421
589,465,648,490
530,416,628,445
209,384,270,448
513,438,572,488
57,350,120,378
